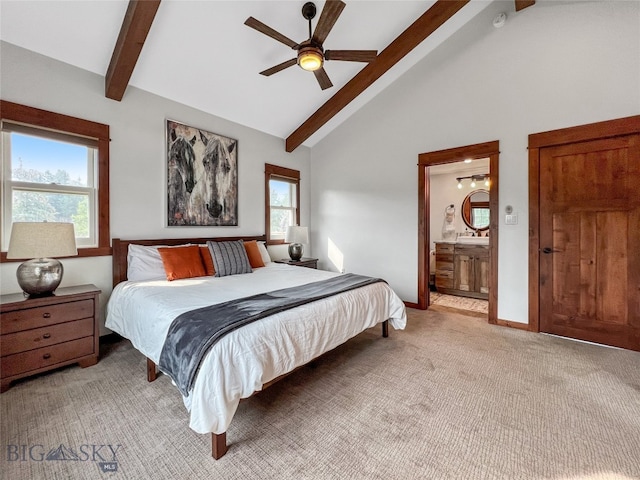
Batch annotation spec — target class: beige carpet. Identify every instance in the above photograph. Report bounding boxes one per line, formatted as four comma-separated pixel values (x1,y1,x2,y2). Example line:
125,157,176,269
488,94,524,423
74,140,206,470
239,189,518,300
1,308,639,480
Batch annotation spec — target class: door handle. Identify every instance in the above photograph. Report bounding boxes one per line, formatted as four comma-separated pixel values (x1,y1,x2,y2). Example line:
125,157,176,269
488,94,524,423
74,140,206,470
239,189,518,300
542,247,560,254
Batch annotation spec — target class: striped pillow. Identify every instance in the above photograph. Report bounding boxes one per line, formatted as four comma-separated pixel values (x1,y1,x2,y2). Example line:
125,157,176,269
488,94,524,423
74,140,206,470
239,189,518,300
207,240,253,277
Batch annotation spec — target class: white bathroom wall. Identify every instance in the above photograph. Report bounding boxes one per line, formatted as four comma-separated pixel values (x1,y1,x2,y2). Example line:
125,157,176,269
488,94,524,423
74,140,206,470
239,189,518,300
429,167,489,248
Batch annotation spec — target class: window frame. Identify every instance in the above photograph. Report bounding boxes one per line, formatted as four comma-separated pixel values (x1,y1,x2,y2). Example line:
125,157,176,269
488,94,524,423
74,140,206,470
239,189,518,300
0,100,111,261
2,126,98,248
265,163,300,245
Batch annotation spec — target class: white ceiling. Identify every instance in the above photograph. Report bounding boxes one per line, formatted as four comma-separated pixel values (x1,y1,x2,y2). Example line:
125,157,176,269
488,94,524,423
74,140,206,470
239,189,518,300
0,0,493,148
429,158,490,176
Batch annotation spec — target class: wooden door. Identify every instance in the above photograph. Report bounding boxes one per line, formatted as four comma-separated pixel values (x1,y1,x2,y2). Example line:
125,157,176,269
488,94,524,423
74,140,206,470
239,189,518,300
539,135,640,350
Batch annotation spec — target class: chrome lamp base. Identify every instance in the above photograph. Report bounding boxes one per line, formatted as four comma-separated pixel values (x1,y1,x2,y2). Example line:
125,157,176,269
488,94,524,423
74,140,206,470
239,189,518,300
16,258,64,297
288,243,304,261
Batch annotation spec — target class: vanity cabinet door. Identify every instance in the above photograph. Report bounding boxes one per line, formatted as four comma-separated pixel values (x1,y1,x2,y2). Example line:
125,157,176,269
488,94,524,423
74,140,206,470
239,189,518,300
453,245,489,298
475,253,490,294
454,252,474,292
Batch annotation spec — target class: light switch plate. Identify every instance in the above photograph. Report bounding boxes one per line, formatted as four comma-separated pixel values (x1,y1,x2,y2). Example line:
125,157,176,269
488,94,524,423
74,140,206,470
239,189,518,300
505,214,518,225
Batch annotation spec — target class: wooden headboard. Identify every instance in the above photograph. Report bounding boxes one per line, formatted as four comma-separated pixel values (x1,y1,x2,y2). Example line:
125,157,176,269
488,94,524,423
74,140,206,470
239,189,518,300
112,235,267,287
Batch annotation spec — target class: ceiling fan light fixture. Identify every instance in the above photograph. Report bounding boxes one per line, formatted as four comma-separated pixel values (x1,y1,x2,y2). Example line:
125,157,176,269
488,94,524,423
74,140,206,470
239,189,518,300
298,47,323,72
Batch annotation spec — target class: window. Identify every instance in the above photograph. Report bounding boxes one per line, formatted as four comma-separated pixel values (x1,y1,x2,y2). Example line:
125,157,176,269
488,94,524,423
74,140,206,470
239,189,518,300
0,101,110,260
2,126,97,247
471,207,490,230
265,164,300,244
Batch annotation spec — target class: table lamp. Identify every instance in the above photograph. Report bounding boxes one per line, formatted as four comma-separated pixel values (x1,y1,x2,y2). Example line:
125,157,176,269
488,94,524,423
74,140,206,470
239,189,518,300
285,226,309,261
6,222,77,297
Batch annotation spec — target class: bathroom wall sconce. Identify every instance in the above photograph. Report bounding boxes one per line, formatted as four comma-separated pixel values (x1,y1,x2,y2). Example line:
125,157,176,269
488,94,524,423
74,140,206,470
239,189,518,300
456,174,489,189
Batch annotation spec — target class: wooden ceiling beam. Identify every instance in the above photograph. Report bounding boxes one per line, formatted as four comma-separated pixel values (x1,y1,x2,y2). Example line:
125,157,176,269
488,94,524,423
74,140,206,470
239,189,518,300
105,0,161,101
285,0,469,153
515,0,535,12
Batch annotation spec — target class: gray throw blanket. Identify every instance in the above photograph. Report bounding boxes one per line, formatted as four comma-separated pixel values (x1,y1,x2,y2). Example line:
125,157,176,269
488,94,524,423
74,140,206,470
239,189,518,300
158,273,384,396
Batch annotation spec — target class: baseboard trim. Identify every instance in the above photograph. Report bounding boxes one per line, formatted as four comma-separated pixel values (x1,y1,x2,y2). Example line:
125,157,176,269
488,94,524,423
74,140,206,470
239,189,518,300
404,301,420,309
495,318,531,331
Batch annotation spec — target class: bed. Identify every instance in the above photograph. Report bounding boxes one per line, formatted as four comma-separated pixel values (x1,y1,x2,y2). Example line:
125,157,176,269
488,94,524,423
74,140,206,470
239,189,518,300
106,235,407,459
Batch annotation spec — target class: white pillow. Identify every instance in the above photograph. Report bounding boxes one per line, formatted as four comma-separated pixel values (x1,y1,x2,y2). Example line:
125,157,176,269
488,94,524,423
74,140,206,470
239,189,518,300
258,241,272,264
127,244,168,282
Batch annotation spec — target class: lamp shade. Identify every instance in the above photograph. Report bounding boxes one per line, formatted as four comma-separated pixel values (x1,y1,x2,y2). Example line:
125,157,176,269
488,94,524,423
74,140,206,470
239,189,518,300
285,226,309,245
7,222,77,259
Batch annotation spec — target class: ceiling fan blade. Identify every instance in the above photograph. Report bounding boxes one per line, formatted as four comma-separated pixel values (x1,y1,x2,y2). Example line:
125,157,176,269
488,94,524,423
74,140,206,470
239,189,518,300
245,17,298,49
312,0,346,45
325,50,377,62
314,67,333,90
259,58,297,76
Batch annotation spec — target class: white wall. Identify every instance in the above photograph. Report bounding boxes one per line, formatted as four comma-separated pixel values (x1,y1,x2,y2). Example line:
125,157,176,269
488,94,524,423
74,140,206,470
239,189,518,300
430,168,489,248
0,42,311,332
310,1,640,322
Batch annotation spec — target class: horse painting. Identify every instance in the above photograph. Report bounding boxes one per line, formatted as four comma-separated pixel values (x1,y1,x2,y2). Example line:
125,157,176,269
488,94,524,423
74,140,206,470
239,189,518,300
198,130,237,225
166,120,238,226
167,127,197,226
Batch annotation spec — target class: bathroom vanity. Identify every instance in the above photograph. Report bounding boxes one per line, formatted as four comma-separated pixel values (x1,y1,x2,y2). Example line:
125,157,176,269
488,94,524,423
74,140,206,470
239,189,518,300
434,239,489,300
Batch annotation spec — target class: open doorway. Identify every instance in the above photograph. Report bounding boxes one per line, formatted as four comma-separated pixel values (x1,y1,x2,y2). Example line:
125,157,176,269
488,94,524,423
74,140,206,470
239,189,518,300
417,141,499,324
429,159,490,317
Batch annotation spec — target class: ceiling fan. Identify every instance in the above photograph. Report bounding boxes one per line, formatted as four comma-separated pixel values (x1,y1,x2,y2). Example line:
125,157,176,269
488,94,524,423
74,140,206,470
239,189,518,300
244,1,378,90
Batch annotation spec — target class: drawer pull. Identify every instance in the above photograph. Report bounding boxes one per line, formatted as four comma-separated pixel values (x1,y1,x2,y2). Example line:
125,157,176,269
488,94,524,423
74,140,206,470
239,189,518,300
43,333,51,339
43,353,51,360
43,313,51,319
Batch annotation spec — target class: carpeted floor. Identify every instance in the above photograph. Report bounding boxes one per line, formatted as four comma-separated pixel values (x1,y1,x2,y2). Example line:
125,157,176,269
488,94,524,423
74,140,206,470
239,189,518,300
1,308,639,480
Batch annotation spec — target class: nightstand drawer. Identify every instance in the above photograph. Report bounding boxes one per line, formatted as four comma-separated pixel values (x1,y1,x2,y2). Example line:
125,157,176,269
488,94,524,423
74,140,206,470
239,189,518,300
1,299,94,335
1,336,95,378
0,318,94,357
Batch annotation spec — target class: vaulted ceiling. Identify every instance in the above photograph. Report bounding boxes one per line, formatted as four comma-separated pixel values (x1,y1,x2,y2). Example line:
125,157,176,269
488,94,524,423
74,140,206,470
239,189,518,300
0,1,532,150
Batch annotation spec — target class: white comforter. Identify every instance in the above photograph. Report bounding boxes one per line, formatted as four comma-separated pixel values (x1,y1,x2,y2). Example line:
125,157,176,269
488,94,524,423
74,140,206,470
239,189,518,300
105,263,406,434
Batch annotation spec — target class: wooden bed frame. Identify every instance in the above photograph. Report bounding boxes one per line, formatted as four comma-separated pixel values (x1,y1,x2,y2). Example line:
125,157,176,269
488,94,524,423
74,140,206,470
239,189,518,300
111,235,389,459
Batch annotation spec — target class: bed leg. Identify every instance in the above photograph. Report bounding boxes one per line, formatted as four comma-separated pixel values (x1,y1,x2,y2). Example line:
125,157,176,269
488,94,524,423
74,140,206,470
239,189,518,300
382,320,389,338
147,358,157,382
212,432,228,459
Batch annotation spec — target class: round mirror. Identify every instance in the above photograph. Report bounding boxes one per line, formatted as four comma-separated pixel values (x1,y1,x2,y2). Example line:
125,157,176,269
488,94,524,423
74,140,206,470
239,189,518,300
461,189,490,231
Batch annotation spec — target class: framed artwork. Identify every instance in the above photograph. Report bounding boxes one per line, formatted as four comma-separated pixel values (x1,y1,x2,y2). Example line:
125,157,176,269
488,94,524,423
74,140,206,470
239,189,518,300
166,120,238,226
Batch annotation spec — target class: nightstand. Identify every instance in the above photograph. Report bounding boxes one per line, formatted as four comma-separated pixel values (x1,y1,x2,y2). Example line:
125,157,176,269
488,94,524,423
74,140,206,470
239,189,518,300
1,284,101,393
275,258,318,269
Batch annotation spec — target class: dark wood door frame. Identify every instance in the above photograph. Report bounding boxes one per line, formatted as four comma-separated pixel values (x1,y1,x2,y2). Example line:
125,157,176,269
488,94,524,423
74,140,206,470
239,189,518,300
528,115,640,332
418,141,499,324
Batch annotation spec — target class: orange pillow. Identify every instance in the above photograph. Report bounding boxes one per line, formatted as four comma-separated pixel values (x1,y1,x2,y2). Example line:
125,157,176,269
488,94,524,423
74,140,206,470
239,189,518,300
200,246,216,276
244,240,265,268
158,246,206,281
